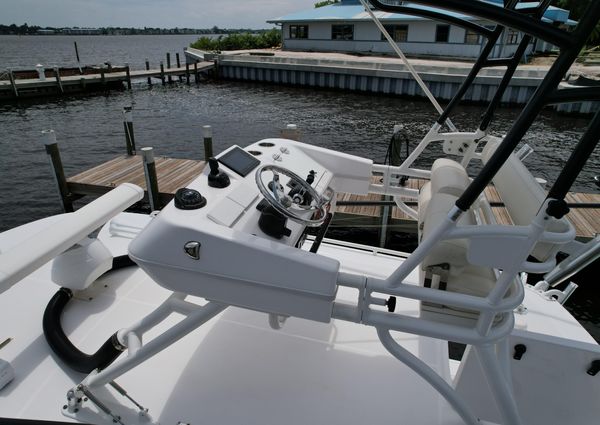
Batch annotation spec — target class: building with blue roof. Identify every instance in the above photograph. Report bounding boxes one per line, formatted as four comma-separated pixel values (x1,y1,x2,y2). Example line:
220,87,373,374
267,0,572,59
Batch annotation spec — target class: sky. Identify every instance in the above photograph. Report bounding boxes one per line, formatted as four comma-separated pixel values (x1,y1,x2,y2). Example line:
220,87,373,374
0,0,318,29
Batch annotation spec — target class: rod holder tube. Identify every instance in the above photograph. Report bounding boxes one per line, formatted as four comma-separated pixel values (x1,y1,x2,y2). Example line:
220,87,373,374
203,125,213,160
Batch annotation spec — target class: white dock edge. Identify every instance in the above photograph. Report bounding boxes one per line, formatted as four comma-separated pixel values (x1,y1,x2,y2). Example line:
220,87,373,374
0,183,144,293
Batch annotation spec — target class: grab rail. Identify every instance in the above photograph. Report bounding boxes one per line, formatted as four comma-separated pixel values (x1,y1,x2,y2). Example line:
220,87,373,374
0,183,144,293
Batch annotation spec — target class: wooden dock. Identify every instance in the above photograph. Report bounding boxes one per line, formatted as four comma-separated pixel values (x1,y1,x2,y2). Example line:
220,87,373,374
66,155,206,206
0,62,215,101
336,178,600,239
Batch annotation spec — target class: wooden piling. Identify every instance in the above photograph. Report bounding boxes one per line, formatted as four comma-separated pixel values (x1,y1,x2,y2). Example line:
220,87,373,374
54,67,64,94
141,147,161,211
194,61,199,83
8,70,18,98
100,67,106,86
185,62,190,85
74,41,80,63
203,125,214,160
176,53,182,82
125,64,132,90
166,53,172,83
145,58,152,86
123,106,136,155
160,61,165,86
42,130,73,213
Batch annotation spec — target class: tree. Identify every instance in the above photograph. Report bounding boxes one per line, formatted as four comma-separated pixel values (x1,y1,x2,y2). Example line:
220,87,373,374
554,0,599,45
315,1,339,8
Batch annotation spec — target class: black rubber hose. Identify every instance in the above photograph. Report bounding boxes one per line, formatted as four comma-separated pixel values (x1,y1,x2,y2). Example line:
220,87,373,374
42,255,135,374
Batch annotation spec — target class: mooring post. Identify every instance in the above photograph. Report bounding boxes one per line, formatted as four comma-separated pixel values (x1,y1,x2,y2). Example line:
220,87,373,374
203,125,214,160
42,130,73,213
194,61,199,83
166,52,172,83
145,58,151,86
54,67,64,94
185,62,190,85
123,106,136,156
100,67,106,86
176,53,182,82
160,61,165,86
7,70,18,98
125,63,132,90
280,124,300,141
141,147,161,211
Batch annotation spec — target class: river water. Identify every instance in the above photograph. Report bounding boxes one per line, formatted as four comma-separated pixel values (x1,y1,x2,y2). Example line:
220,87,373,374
0,35,598,339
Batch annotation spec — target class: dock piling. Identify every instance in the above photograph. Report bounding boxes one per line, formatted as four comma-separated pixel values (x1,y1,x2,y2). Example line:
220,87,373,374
100,67,106,86
141,147,161,211
280,124,300,141
185,63,190,85
8,70,18,98
145,58,152,86
54,67,64,94
160,61,165,86
194,61,199,83
176,53,182,82
125,64,132,90
123,106,136,156
203,126,214,160
42,130,73,213
166,53,172,83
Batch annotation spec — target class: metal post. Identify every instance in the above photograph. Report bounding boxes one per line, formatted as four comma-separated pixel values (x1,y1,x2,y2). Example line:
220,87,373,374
145,58,151,86
141,147,160,211
125,64,132,90
123,107,136,156
160,61,165,86
202,126,213,160
166,52,172,83
42,130,73,213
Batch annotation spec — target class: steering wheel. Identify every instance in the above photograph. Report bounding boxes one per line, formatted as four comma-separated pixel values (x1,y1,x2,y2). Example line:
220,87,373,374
255,164,328,227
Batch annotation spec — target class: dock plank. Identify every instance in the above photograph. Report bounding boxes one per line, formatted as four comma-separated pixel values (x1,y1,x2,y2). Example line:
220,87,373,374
67,155,206,200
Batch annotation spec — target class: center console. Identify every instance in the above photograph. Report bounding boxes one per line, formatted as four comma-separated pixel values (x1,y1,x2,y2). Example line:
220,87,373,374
129,138,373,323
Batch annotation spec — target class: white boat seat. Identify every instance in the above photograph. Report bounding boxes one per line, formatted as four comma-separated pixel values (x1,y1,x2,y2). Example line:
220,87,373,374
417,158,499,319
481,140,571,261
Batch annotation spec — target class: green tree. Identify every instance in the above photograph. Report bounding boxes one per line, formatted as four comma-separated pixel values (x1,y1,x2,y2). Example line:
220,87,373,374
315,1,339,8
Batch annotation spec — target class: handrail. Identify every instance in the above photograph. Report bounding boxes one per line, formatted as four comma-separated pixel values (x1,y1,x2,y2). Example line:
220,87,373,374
0,183,144,293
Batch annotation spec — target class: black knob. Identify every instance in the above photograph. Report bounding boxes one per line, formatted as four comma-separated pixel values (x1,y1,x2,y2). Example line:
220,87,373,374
513,344,527,360
174,188,206,210
587,359,600,376
209,157,220,176
306,170,316,185
207,157,230,188
386,296,397,313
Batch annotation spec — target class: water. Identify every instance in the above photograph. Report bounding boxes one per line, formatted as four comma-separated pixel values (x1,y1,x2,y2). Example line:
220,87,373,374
0,35,598,339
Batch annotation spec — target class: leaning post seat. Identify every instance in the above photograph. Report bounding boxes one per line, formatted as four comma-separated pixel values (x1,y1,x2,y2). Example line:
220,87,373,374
481,139,571,262
417,158,507,320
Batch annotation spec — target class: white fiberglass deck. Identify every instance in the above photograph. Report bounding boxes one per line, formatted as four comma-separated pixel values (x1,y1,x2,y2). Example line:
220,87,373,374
0,215,594,425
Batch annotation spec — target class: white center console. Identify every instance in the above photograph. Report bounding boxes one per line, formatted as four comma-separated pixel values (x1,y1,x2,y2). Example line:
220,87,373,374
129,138,373,322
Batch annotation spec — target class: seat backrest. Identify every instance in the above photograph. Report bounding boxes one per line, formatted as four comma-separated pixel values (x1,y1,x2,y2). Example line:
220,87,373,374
481,140,571,261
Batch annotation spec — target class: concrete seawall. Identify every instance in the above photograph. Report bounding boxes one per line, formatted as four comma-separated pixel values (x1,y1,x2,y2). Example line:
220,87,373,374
185,48,598,114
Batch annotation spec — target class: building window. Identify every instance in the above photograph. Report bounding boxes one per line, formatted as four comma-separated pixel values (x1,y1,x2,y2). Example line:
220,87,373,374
381,24,408,42
506,29,519,44
289,25,308,39
435,25,450,43
464,29,479,44
332,24,354,41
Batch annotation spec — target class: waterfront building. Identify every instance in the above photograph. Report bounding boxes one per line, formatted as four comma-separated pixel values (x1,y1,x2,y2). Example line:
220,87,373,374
267,0,573,59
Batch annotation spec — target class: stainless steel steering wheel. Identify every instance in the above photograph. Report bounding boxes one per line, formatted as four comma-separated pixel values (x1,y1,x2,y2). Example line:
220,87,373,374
255,164,328,227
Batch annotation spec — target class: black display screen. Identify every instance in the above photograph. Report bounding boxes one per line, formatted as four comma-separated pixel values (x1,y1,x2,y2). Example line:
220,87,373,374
218,146,261,177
